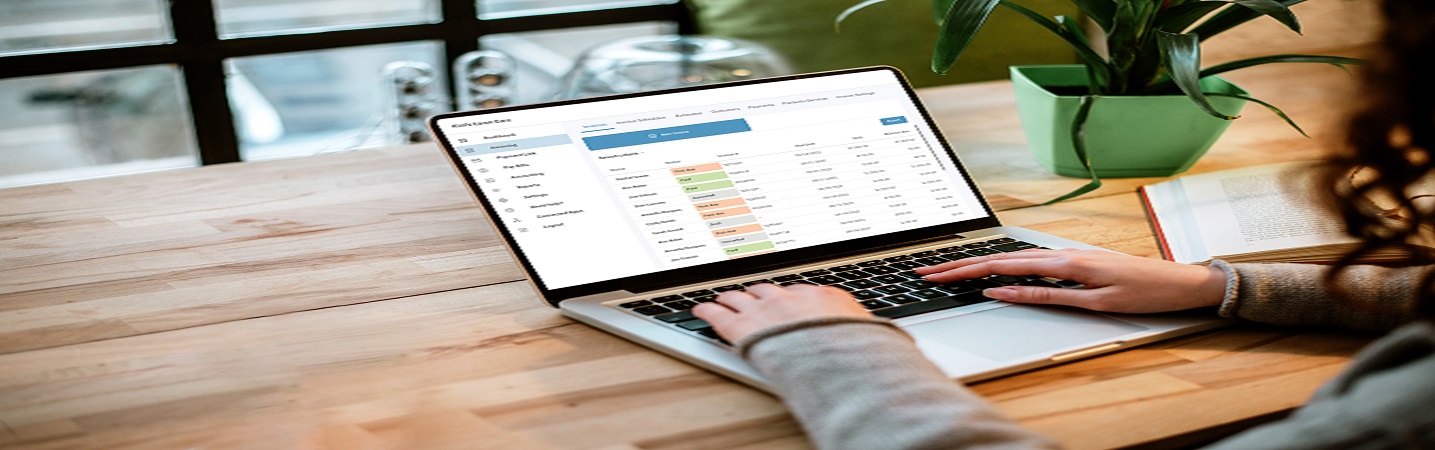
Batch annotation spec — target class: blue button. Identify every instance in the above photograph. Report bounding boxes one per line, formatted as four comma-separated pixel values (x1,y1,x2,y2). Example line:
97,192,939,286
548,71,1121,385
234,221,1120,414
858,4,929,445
880,116,908,125
583,119,751,150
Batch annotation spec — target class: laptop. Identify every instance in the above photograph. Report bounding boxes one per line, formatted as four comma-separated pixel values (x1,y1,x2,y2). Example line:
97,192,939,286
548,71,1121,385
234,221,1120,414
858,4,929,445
428,66,1227,391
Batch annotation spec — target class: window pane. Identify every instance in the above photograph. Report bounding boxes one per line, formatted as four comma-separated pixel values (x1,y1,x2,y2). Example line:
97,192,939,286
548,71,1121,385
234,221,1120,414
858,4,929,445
479,21,676,105
0,66,199,188
228,41,448,161
479,0,674,19
215,0,439,38
0,0,171,56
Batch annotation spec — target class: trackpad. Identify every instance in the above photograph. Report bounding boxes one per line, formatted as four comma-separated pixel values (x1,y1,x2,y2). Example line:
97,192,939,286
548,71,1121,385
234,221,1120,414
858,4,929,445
907,305,1148,361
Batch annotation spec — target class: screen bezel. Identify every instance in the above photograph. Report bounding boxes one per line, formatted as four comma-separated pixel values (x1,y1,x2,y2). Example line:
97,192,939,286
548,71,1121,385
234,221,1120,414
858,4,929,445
429,66,1000,306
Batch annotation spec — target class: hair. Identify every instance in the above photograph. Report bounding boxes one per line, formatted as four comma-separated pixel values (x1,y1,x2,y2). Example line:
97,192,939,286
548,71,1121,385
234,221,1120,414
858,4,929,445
1321,0,1435,320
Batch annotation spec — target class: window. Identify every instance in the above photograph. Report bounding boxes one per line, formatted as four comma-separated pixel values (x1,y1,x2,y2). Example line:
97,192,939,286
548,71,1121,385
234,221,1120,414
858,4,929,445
0,0,692,187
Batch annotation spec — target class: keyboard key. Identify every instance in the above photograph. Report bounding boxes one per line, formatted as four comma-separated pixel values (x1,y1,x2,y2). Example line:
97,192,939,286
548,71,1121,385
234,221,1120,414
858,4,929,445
696,328,730,345
934,285,977,295
713,284,744,292
962,242,991,249
675,318,711,330
780,280,814,286
655,310,696,323
651,295,684,303
936,246,965,253
988,275,1026,285
620,300,653,308
830,264,861,271
901,280,936,289
800,269,832,277
873,274,907,284
857,260,887,267
912,251,940,258
966,247,1001,256
772,274,804,282
831,284,855,292
889,261,923,270
682,289,715,298
898,271,926,279
883,255,914,262
836,271,870,281
874,285,911,295
691,295,718,303
915,257,948,266
809,275,845,285
860,300,892,310
635,305,672,316
992,242,1039,252
884,294,920,304
941,252,975,261
852,290,882,300
846,279,881,289
862,266,898,275
873,292,990,319
990,237,1016,244
910,289,947,299
742,279,773,286
667,300,698,310
961,278,1002,289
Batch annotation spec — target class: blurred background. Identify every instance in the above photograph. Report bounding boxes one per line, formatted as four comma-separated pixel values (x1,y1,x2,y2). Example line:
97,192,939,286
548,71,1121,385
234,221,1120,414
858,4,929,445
18,0,1303,188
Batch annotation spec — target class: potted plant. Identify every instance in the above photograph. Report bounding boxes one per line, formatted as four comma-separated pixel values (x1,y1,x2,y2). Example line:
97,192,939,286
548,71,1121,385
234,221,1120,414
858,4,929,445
841,0,1360,202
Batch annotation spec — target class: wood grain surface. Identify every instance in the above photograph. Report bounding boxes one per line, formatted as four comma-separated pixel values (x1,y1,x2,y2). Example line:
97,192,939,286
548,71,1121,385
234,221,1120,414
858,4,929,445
0,56,1379,449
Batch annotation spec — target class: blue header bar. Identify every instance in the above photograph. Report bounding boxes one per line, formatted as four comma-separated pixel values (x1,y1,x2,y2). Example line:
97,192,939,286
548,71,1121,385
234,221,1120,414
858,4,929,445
583,119,752,151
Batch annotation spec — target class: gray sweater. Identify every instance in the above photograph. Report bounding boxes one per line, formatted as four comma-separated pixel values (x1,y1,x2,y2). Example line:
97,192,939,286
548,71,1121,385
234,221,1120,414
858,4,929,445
741,261,1435,449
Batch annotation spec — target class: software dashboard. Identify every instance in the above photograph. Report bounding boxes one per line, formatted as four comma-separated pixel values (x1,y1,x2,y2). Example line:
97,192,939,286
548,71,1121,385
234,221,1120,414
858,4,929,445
434,70,989,289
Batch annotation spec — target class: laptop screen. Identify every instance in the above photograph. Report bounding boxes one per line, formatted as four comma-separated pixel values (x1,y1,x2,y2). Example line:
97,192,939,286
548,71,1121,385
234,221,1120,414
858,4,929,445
431,67,992,293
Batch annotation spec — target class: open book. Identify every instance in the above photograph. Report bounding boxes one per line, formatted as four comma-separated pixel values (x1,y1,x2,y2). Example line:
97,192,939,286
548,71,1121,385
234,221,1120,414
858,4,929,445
1139,161,1434,264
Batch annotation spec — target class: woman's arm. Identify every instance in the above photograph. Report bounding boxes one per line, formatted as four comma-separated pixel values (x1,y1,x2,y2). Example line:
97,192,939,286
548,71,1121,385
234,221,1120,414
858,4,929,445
1212,261,1423,332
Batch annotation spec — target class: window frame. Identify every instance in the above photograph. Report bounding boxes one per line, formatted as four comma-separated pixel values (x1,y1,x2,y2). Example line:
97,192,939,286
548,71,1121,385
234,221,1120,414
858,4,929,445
0,0,695,165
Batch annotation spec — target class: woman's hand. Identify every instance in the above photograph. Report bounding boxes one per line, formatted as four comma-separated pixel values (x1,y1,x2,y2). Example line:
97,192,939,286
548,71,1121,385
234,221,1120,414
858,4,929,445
693,283,869,343
916,249,1228,314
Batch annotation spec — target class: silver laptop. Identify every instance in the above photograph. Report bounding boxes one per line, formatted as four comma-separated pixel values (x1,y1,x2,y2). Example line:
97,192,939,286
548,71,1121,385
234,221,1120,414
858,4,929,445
428,67,1226,391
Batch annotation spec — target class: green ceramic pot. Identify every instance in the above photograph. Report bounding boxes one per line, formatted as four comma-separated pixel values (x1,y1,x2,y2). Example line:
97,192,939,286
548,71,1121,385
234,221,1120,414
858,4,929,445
1010,65,1248,178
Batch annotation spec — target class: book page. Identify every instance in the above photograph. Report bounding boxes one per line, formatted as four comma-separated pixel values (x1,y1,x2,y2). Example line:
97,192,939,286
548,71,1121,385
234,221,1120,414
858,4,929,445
1182,162,1357,257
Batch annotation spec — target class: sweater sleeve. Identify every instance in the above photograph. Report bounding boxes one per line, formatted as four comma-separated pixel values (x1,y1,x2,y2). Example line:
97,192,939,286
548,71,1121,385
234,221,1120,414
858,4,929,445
1211,260,1424,332
745,321,1058,450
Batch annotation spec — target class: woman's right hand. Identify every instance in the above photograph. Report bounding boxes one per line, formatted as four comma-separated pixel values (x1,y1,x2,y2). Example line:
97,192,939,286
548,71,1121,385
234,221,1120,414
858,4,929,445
916,249,1228,314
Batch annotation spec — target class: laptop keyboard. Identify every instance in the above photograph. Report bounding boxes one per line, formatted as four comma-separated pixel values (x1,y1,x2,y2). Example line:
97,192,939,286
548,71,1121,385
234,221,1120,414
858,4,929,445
614,237,1083,345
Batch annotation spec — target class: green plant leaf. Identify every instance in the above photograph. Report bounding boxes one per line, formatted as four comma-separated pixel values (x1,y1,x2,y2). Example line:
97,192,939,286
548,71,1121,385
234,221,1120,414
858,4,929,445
991,1,1114,88
1158,1,1232,33
1068,0,1116,31
1197,54,1362,78
1230,0,1302,34
1157,30,1238,120
1208,92,1309,137
933,0,957,24
1191,0,1305,41
1142,54,1362,93
835,0,889,32
1044,95,1103,205
932,0,1002,73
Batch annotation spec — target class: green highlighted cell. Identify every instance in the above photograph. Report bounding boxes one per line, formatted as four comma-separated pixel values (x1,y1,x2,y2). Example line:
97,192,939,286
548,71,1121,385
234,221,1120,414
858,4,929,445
676,171,728,184
681,179,734,193
723,241,775,256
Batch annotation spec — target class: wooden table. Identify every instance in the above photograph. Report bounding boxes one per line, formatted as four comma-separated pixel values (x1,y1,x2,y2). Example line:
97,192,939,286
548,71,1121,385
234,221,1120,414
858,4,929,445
0,62,1377,449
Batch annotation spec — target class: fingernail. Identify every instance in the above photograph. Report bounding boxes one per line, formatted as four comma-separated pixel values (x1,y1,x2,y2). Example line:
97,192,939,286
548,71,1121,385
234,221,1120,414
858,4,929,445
983,288,1018,300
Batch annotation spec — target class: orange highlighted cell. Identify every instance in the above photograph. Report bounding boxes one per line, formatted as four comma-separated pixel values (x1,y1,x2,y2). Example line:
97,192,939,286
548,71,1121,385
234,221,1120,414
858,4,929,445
712,223,763,237
693,197,746,211
671,162,723,176
700,206,751,220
